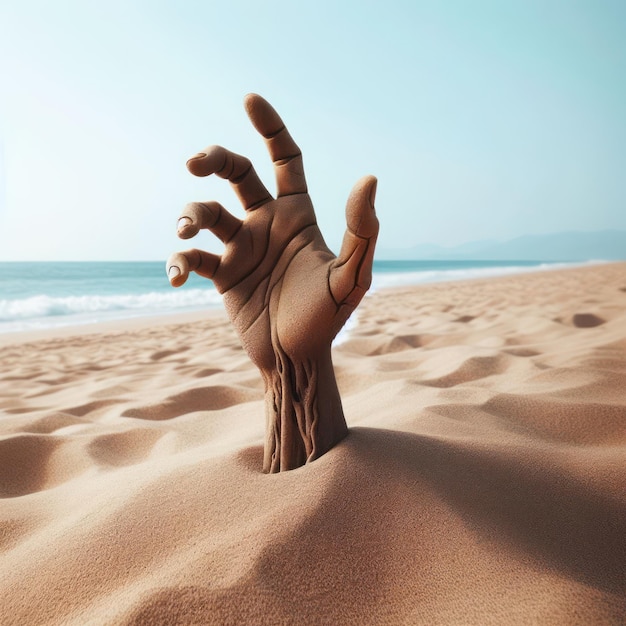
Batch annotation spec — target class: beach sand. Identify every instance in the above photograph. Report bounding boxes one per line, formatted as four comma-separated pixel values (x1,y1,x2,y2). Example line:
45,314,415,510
1,262,625,625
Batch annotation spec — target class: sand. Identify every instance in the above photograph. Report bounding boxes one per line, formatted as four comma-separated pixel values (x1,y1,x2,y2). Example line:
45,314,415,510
1,262,625,625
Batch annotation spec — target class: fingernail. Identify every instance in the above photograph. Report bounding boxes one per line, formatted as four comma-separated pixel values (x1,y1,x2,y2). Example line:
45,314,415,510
168,266,181,280
177,216,192,231
186,152,207,165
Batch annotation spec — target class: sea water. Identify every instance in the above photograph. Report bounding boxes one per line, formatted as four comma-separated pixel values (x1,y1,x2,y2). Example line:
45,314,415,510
0,259,595,334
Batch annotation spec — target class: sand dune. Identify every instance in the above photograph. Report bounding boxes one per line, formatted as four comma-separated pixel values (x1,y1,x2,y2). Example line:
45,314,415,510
1,262,625,625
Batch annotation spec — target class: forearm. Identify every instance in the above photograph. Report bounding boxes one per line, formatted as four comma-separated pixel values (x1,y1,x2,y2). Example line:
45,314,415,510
261,348,348,473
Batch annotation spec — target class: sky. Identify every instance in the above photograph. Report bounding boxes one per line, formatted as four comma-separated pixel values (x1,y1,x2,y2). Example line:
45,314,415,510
0,0,624,261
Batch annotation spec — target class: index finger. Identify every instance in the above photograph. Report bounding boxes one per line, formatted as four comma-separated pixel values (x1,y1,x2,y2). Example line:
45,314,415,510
244,94,307,197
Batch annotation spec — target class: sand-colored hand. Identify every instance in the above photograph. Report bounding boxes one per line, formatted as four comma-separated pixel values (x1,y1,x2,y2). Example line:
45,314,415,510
167,94,378,472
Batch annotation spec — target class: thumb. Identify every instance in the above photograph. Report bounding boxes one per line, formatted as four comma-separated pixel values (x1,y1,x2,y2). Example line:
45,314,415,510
329,175,379,307
345,175,378,238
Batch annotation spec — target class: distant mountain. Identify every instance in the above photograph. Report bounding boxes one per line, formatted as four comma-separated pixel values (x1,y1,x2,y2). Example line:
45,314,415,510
378,230,626,261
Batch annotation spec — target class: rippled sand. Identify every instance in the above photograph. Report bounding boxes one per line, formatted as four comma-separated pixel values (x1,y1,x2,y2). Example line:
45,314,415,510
1,262,625,625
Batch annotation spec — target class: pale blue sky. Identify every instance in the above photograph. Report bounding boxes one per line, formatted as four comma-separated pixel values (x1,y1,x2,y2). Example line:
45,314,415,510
0,0,624,261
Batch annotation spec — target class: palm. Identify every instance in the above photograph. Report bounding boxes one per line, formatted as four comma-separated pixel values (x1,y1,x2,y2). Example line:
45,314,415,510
220,196,336,371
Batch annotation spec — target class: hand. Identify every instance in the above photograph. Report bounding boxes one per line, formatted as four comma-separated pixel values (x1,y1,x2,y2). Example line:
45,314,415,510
167,94,378,472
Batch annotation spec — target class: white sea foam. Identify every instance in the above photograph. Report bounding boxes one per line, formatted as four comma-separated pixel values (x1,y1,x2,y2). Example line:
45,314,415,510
0,289,222,333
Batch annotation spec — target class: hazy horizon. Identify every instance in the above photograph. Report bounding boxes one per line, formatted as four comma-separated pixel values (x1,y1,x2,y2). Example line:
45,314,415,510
0,228,622,263
1,1,625,262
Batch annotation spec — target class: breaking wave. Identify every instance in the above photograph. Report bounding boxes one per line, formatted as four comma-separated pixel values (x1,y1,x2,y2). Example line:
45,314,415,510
0,289,222,332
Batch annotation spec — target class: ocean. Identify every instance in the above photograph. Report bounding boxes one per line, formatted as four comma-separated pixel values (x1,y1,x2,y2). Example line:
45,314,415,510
0,260,594,334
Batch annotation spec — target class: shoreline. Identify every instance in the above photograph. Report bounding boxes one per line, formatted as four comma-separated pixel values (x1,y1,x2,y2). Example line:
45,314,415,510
0,308,226,347
0,259,610,341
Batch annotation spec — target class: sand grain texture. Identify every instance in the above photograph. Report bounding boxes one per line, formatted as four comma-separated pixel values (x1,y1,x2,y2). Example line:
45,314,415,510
1,263,625,625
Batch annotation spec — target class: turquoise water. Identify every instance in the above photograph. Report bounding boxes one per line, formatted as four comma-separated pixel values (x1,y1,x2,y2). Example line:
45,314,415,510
0,259,589,333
